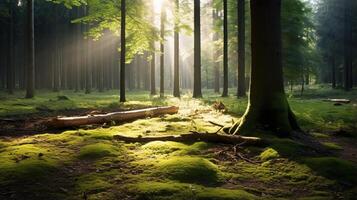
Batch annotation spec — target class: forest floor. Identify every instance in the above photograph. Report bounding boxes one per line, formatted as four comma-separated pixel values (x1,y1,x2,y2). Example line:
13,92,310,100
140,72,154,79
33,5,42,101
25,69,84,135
0,85,356,200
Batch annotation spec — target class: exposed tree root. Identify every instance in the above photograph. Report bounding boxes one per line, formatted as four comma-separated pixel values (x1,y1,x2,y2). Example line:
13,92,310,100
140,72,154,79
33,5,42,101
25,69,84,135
113,131,263,146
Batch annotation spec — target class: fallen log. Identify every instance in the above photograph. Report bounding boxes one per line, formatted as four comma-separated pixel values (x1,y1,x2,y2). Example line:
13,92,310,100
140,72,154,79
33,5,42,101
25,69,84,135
322,99,350,104
46,106,179,128
113,131,263,146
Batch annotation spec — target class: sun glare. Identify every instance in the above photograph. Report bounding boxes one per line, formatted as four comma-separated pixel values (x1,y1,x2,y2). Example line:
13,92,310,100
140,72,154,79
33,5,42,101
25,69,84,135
154,0,164,13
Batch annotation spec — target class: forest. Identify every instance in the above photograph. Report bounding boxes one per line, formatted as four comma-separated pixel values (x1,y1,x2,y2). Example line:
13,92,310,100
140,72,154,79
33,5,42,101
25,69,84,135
0,0,356,199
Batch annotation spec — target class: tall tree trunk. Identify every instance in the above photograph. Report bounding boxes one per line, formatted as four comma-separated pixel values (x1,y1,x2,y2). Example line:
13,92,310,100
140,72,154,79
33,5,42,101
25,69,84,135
213,9,220,93
193,0,202,98
75,6,81,92
160,7,166,98
228,0,300,136
120,0,126,102
7,0,14,94
344,0,353,91
53,5,60,92
222,0,228,97
85,6,91,94
237,0,246,97
173,0,180,97
25,0,35,98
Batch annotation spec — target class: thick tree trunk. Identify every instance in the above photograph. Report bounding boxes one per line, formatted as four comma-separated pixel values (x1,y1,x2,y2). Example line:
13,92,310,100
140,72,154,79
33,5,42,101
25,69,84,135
193,0,202,98
25,0,35,98
120,0,126,102
228,0,300,136
47,106,179,128
160,8,166,98
222,0,229,97
237,0,246,97
173,0,180,98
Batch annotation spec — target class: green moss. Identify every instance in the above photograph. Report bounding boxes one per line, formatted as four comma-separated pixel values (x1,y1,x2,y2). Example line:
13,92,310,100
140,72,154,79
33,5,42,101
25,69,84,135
0,144,58,185
156,156,221,184
310,132,329,138
142,141,188,154
322,142,343,150
79,143,119,160
303,157,357,184
259,148,280,161
127,181,256,200
76,173,113,193
269,138,306,156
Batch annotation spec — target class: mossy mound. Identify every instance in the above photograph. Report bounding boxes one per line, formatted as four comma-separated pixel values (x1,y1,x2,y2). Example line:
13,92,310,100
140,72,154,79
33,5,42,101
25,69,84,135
128,181,256,200
79,143,119,160
156,156,221,184
0,144,60,183
76,173,113,193
303,157,357,184
259,148,280,161
142,141,188,154
142,141,210,155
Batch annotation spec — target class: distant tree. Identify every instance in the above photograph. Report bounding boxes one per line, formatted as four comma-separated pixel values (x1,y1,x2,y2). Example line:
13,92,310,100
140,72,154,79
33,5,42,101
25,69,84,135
193,0,202,98
222,0,228,97
7,0,14,95
173,0,180,98
25,0,35,98
160,2,166,98
120,0,126,102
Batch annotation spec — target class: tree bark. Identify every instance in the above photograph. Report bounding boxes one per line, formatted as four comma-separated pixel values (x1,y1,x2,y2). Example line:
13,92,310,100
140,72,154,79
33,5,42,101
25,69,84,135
7,0,14,95
222,0,228,97
84,6,92,94
160,7,166,98
228,0,300,136
53,5,60,92
173,0,180,98
344,0,353,91
120,0,126,102
25,0,35,98
213,9,220,93
193,0,202,98
237,0,246,97
47,106,179,128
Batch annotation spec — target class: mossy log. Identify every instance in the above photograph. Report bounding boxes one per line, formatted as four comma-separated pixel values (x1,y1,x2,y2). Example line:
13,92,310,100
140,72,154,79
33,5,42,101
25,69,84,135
114,132,263,146
46,106,179,128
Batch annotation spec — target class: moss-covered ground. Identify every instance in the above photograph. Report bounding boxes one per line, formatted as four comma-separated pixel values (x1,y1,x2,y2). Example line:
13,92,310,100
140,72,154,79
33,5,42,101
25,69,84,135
0,86,356,199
